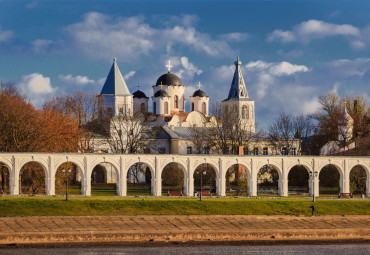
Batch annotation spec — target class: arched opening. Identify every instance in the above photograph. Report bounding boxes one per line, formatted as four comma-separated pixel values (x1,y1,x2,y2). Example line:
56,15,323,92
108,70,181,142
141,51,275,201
174,95,178,108
164,102,168,114
349,165,367,196
55,162,82,196
194,163,217,196
288,165,309,195
257,165,279,196
127,163,152,196
191,102,195,111
202,102,206,115
91,163,118,196
162,163,185,196
319,164,341,196
226,164,248,196
140,103,145,112
153,102,157,115
0,162,10,194
20,162,46,195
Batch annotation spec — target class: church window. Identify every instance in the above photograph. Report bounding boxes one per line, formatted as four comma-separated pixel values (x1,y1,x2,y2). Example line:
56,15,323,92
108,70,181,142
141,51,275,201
174,95,178,108
253,147,259,155
232,105,237,113
241,91,243,97
263,147,268,155
158,148,165,154
291,148,297,155
153,102,156,115
191,102,195,111
164,102,168,114
187,147,192,154
119,108,123,115
202,102,206,114
204,147,210,154
281,147,288,155
140,103,145,112
107,108,113,117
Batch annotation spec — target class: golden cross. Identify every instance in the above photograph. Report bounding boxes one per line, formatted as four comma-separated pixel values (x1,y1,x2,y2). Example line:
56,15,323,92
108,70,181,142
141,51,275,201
160,82,164,90
197,82,202,90
166,60,172,72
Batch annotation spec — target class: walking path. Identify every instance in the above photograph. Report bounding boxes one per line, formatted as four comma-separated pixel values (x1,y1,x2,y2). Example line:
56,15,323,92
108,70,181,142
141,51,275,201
0,215,369,246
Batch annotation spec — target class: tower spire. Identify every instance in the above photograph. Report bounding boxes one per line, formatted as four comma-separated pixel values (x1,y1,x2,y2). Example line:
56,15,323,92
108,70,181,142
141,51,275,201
225,54,248,100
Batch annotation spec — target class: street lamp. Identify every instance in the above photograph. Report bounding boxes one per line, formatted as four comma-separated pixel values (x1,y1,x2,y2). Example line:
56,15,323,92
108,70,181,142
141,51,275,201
200,169,206,201
310,171,318,202
62,168,72,201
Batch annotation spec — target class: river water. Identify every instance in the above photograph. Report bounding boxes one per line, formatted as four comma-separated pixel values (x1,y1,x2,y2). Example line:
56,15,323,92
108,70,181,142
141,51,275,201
1,244,369,255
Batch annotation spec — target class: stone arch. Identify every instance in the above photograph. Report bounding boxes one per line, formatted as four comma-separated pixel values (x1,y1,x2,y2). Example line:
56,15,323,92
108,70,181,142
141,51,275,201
0,161,11,194
193,162,218,194
349,164,369,195
161,162,186,195
126,160,155,196
90,161,120,196
19,161,48,195
287,164,311,195
319,164,342,195
193,160,219,178
54,160,84,180
54,161,82,195
256,164,281,195
225,163,251,196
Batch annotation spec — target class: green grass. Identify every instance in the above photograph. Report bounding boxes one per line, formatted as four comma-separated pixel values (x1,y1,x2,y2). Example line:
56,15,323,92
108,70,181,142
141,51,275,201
0,196,368,217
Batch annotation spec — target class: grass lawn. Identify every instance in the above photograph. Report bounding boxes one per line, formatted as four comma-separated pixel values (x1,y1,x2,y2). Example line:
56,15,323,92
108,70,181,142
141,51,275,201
0,196,368,217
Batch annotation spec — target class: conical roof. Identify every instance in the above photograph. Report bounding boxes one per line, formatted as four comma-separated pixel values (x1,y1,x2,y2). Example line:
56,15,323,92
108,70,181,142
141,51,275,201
225,56,248,100
100,58,131,96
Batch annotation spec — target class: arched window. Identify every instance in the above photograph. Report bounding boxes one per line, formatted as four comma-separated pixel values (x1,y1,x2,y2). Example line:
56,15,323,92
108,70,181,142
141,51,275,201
242,105,248,119
107,108,113,117
153,102,156,115
232,105,237,113
164,102,168,114
119,108,123,115
191,102,195,111
140,103,145,112
202,102,206,114
174,95,178,108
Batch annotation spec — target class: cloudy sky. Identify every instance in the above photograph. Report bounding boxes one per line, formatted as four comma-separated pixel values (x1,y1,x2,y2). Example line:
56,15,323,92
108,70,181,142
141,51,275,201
1,0,369,129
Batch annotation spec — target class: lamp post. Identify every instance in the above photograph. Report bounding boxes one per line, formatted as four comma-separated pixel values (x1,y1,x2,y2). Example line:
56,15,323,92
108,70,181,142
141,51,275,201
310,171,318,202
200,169,206,201
62,168,72,201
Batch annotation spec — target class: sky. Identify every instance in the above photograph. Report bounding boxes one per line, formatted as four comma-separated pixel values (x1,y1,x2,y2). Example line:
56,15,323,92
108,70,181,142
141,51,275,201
0,0,370,129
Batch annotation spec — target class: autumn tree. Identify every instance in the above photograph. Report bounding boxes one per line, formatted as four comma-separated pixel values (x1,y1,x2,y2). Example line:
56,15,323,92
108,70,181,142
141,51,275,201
0,82,82,193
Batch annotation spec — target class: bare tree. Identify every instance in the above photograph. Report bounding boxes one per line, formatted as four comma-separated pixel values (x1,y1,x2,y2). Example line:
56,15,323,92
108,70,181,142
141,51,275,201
268,112,312,155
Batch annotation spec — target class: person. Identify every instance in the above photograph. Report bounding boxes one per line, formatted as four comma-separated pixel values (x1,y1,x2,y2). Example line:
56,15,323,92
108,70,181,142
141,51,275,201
310,204,315,216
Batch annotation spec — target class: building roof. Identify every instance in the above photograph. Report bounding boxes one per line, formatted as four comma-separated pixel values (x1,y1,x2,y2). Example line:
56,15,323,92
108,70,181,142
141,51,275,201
192,89,207,97
154,89,169,97
224,56,249,101
155,72,182,86
133,90,149,99
100,58,131,96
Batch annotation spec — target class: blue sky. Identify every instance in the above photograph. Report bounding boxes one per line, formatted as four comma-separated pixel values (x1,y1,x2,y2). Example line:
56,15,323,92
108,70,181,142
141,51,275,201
1,0,370,129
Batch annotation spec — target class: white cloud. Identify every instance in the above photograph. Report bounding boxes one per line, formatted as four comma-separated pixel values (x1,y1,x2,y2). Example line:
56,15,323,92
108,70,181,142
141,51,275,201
123,71,136,80
301,98,321,114
0,27,13,42
168,56,202,83
32,39,53,54
267,30,295,43
65,12,232,61
16,73,56,106
219,32,249,42
267,19,360,44
270,62,309,76
58,74,96,86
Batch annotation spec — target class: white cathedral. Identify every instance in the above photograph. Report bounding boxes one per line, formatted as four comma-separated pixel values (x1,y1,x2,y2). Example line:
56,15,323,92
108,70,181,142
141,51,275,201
96,56,256,155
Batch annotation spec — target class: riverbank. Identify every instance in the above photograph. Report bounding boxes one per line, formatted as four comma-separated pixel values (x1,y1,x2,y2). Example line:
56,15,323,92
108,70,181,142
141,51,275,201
0,215,369,247
0,196,369,216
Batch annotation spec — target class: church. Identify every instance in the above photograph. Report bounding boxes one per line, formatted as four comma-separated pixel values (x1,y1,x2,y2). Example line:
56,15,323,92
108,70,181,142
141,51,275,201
96,56,256,155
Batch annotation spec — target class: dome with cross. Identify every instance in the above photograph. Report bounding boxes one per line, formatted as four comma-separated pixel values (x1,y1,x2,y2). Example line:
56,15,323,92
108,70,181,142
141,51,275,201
155,60,183,86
